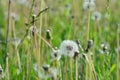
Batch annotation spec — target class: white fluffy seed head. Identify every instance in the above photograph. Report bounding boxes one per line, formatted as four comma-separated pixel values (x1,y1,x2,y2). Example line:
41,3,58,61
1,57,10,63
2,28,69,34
59,40,79,58
92,11,101,21
51,49,61,61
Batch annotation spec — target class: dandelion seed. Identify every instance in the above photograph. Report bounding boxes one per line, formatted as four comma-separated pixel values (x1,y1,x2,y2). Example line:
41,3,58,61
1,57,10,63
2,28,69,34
10,12,19,21
83,0,95,11
92,11,101,21
39,65,57,80
10,38,21,47
51,49,61,61
59,40,79,58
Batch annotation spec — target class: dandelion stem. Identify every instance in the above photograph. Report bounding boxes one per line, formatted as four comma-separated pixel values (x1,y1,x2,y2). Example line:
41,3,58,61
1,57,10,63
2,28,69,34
72,0,76,39
32,15,40,80
70,59,73,80
12,20,21,69
5,0,11,80
86,9,91,80
75,59,78,80
116,24,119,80
64,57,68,80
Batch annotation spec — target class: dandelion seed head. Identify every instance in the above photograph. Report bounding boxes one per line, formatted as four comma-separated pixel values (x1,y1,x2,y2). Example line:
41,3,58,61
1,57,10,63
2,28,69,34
10,38,21,47
83,0,95,11
29,26,38,35
10,12,19,21
59,40,79,58
92,11,101,21
51,49,61,61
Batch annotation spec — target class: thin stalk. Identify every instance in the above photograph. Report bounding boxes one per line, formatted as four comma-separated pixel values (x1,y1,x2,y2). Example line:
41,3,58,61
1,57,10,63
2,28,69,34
64,57,68,80
38,0,44,78
72,0,76,39
75,59,78,80
32,16,40,80
12,20,21,69
116,24,119,80
86,9,91,80
70,59,73,80
5,0,11,80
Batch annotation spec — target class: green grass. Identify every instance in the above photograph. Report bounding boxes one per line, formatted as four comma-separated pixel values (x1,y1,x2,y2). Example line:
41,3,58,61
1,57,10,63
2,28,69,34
0,0,120,80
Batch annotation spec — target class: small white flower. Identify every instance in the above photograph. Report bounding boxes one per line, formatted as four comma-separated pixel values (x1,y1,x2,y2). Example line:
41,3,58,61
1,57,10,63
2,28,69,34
83,0,95,11
51,49,61,61
92,11,101,21
59,40,79,58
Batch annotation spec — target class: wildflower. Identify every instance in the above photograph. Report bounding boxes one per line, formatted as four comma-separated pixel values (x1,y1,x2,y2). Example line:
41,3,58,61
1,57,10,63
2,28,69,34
92,11,101,21
51,49,61,61
59,40,79,58
83,0,95,11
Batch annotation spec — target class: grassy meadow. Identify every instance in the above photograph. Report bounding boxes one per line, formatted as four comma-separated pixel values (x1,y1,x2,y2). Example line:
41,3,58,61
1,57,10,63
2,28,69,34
0,0,120,80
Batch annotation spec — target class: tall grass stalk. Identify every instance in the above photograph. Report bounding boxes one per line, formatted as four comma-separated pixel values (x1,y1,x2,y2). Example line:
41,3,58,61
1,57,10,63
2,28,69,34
86,9,96,80
75,58,78,80
72,0,76,39
70,58,73,80
64,57,68,80
116,24,119,80
5,0,11,79
32,15,40,80
85,9,91,80
12,20,21,70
